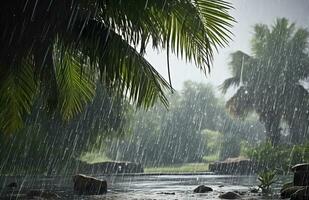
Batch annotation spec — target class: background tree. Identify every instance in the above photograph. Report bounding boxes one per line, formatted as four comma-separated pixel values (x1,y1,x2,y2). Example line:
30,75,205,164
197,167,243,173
103,82,264,166
221,18,309,146
0,0,234,134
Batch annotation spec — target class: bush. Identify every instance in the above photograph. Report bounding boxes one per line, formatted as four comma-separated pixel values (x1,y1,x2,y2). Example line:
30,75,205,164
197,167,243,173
245,142,309,173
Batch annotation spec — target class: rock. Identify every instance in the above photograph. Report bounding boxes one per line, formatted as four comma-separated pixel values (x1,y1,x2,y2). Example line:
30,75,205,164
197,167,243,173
73,174,107,195
291,186,309,200
218,185,224,188
292,163,309,186
280,182,293,192
291,163,309,172
280,186,304,199
209,157,256,175
219,192,241,199
193,185,213,193
27,190,60,199
249,187,259,193
158,192,175,195
233,190,246,195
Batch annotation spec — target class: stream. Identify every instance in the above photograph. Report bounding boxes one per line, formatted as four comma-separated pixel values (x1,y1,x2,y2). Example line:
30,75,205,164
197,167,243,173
0,174,292,199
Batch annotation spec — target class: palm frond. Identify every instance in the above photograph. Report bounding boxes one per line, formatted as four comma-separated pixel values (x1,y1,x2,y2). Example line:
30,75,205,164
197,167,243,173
226,86,254,118
55,46,96,120
101,0,234,73
0,60,37,133
219,76,240,94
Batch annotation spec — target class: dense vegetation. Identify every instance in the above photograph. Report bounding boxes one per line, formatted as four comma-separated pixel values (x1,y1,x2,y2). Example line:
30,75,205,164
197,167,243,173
221,18,309,146
101,82,264,167
0,0,234,134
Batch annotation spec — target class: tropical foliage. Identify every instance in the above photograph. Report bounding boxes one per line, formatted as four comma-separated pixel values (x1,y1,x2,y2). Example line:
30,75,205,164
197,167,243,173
0,84,130,174
103,82,264,166
0,0,234,134
221,18,309,145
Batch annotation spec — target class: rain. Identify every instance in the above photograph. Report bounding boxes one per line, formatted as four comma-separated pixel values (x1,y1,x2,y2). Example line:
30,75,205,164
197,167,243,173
0,0,309,200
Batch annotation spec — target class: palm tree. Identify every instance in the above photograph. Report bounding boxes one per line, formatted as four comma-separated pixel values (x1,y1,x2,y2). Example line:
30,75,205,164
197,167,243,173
221,18,309,146
0,0,234,134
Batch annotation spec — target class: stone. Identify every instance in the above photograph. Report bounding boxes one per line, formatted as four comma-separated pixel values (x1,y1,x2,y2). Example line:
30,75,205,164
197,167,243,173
291,186,309,200
280,182,293,192
73,174,107,195
209,157,256,175
219,192,241,199
249,187,259,193
280,186,304,199
158,192,176,195
291,163,309,172
193,185,213,193
292,163,309,186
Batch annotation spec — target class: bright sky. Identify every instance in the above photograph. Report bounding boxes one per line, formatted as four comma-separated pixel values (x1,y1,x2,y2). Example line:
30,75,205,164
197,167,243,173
145,0,309,93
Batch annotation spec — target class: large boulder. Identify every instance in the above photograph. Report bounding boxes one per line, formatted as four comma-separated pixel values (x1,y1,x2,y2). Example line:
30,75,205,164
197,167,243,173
193,185,213,193
73,174,107,195
209,157,256,175
281,186,304,199
292,163,309,186
219,192,241,199
291,186,309,200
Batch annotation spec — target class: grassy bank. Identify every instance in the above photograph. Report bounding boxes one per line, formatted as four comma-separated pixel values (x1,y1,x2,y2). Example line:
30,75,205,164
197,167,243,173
145,163,209,173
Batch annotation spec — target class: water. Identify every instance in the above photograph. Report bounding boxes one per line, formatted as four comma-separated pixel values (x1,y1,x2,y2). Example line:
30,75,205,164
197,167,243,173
0,174,292,199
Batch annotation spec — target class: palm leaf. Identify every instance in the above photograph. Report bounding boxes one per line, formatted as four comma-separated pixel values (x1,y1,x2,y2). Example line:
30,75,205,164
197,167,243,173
220,76,240,94
54,45,96,120
0,60,37,133
226,86,254,118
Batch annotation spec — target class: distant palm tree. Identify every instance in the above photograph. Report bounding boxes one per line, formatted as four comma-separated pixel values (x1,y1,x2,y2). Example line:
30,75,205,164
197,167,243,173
0,0,234,133
221,18,309,146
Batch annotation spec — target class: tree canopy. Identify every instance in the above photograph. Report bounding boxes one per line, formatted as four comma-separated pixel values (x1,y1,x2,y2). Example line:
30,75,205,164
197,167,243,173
0,0,234,134
221,18,309,145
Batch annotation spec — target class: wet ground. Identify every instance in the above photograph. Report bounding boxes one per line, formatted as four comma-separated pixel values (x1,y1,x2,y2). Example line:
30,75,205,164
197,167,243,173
0,174,292,199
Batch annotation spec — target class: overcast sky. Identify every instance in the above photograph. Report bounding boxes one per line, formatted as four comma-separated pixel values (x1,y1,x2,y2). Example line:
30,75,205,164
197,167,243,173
145,0,309,93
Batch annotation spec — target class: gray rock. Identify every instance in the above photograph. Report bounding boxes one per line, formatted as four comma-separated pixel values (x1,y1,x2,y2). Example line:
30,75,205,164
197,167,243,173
219,192,241,199
249,187,259,193
73,174,107,195
193,185,213,193
291,186,309,200
280,182,293,192
280,186,304,199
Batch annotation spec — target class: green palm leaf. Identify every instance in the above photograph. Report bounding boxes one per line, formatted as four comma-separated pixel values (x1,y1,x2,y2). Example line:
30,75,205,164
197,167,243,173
0,60,37,134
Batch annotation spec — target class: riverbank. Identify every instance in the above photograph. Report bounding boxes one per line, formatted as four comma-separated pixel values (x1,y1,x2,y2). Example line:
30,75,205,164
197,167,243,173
145,163,209,173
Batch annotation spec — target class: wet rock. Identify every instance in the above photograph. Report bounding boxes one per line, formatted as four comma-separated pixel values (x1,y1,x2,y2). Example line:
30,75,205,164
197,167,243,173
158,192,175,195
280,186,304,199
292,163,309,186
27,190,60,199
280,181,293,192
209,157,256,175
218,185,224,188
219,191,241,199
233,190,246,195
291,186,309,200
193,185,213,193
73,174,107,195
249,187,259,193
